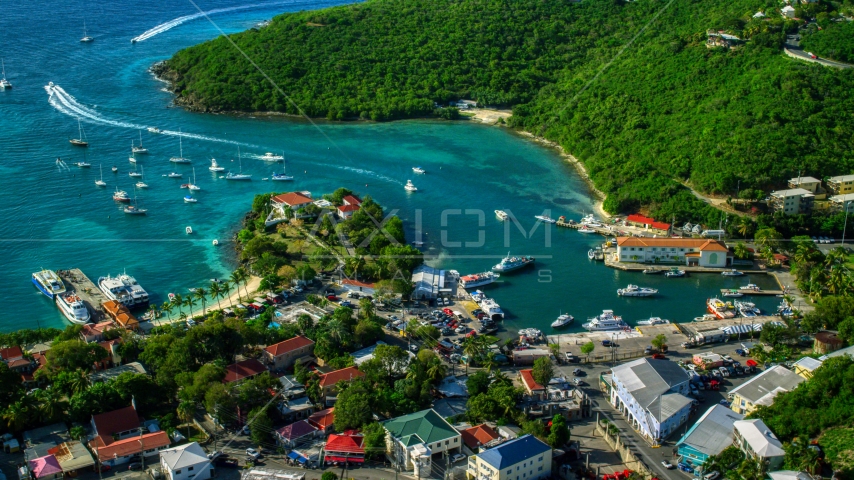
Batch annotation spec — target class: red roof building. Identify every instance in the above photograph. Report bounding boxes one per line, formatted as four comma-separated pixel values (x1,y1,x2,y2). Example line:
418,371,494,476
80,321,116,343
271,192,313,208
341,279,375,295
342,195,362,206
91,405,141,440
324,434,365,464
337,204,360,219
0,346,24,362
90,431,170,463
263,336,315,370
519,369,545,397
459,424,501,451
319,367,365,397
275,420,318,447
308,408,335,432
626,214,671,232
223,358,268,384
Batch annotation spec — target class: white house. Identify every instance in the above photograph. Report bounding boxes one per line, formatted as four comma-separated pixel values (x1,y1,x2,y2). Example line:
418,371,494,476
159,443,213,480
733,419,786,470
615,237,731,268
382,409,462,472
610,358,693,443
781,5,796,17
770,188,814,215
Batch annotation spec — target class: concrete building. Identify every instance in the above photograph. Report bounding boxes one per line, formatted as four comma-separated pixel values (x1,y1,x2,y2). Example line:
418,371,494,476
733,419,786,470
829,193,854,211
676,405,744,467
792,357,822,379
263,336,315,371
382,409,462,472
615,238,731,267
728,366,804,415
459,424,502,453
411,265,457,301
159,442,213,480
827,175,854,195
814,331,844,354
467,434,552,480
51,441,95,475
341,279,375,296
770,188,815,215
787,176,822,194
609,358,693,443
318,366,365,400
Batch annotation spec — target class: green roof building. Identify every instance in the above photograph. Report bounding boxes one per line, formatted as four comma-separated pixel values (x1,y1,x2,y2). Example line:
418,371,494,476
382,409,462,474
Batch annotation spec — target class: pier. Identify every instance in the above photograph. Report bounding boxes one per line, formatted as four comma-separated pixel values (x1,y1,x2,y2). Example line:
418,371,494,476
720,288,786,296
58,269,108,322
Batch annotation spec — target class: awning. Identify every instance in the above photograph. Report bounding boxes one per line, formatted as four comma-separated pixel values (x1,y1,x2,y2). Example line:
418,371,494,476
325,456,364,463
288,452,302,461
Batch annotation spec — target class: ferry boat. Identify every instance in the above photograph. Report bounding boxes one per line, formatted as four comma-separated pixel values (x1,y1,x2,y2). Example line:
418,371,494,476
57,293,90,324
460,272,499,288
534,215,556,224
32,269,66,299
582,310,627,331
113,188,130,203
722,289,743,298
479,297,504,320
492,253,535,273
495,210,509,221
636,317,670,326
707,297,736,319
98,273,149,309
665,267,686,277
404,180,418,192
209,158,225,172
412,166,425,174
722,269,744,276
260,152,284,161
616,284,658,297
551,313,574,328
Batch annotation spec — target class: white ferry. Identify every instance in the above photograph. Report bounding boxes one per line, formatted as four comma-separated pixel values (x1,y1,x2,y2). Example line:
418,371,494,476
57,293,90,324
582,310,627,331
478,297,504,320
32,270,66,299
460,272,498,288
98,273,149,309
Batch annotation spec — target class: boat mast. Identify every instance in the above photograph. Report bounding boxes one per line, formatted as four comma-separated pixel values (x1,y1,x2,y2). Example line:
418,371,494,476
178,129,183,158
238,146,242,173
139,130,143,148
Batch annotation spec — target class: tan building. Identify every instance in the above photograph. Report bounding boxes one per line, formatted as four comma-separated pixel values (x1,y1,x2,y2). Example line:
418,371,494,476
827,175,854,195
787,176,822,193
728,366,804,415
615,237,730,267
792,357,822,379
467,434,552,480
263,335,315,370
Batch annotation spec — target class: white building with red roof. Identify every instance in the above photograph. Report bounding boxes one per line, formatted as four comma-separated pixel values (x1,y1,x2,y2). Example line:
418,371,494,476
337,204,360,219
519,369,546,399
319,367,365,399
88,405,171,467
324,433,365,465
615,237,731,268
263,335,315,370
342,195,362,206
340,279,375,296
271,192,314,208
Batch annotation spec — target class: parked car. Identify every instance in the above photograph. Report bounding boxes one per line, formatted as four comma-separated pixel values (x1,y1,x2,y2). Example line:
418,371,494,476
246,448,261,460
735,348,746,356
662,461,674,469
719,399,731,407
565,354,580,363
455,326,467,334
128,463,143,471
601,340,613,347
704,471,720,480
450,453,467,463
572,368,584,376
572,378,585,386
216,458,239,468
644,346,653,355
651,353,666,360
326,295,339,301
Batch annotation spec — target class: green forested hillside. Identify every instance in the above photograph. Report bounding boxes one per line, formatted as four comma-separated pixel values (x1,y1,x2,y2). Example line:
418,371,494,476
164,0,854,214
801,21,854,63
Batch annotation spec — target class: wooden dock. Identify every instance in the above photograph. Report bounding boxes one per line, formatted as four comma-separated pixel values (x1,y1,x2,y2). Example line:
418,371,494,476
720,288,786,296
57,269,108,322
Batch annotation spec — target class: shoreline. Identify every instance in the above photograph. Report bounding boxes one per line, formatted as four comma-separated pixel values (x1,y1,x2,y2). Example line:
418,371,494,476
155,275,262,324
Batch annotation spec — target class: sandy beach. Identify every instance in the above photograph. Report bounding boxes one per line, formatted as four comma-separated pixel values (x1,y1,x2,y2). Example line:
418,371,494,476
464,107,513,124
156,275,262,324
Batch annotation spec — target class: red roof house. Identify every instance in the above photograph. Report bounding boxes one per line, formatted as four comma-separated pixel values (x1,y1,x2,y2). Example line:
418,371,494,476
337,204,360,219
91,405,140,441
271,192,313,208
626,214,671,232
519,369,546,397
459,424,501,451
324,434,365,464
91,431,170,463
318,367,365,396
342,195,362,206
308,408,335,432
341,279,375,295
263,336,315,370
223,358,267,384
0,346,24,362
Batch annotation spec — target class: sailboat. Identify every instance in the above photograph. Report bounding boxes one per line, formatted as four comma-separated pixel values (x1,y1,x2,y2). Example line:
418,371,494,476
69,119,88,147
132,131,148,154
76,150,91,168
187,167,200,191
0,59,11,90
129,144,137,164
124,189,147,215
169,130,191,163
225,147,252,180
128,164,142,178
135,166,149,189
80,21,93,43
271,157,293,181
95,164,106,187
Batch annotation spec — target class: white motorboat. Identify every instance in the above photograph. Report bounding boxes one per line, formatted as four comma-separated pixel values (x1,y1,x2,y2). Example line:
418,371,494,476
184,195,198,203
112,187,130,203
226,147,252,180
551,313,574,328
693,314,717,322
617,284,658,297
70,119,89,147
534,215,556,224
721,269,744,276
95,164,106,187
0,59,12,90
636,317,670,326
412,166,425,174
169,130,191,163
147,127,161,134
582,310,627,331
722,289,743,298
260,152,284,161
123,204,147,215
736,301,760,317
132,131,148,154
186,226,193,234
665,268,686,277
404,180,417,192
166,172,182,178
57,293,90,324
135,166,149,189
588,249,596,260
32,269,66,299
495,210,508,220
478,297,504,320
80,21,93,43
76,161,91,168
111,166,118,173
741,283,761,291
577,225,596,233
209,158,225,172
212,239,219,246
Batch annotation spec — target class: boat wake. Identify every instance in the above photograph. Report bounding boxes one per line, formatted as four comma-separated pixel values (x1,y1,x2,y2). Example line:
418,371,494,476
131,1,295,43
44,84,256,147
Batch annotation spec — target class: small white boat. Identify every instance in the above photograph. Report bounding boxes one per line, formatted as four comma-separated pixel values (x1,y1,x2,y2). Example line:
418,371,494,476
186,226,193,234
694,314,717,322
123,205,147,215
167,172,182,178
721,269,744,276
495,210,508,221
209,158,225,172
135,166,148,189
665,268,686,278
405,180,417,192
129,156,137,164
0,60,12,90
184,195,197,203
577,225,596,233
95,164,106,187
588,249,596,260
722,289,743,298
742,283,761,291
128,171,142,178
617,284,658,297
534,215,556,224
147,127,161,134
271,172,293,181
260,152,284,161
187,167,200,190
636,317,670,326
80,21,93,43
212,239,219,246
111,166,118,173
132,131,148,154
76,161,91,168
551,313,574,328
412,166,425,174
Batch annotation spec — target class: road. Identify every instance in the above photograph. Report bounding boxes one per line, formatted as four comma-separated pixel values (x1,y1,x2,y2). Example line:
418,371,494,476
784,32,853,69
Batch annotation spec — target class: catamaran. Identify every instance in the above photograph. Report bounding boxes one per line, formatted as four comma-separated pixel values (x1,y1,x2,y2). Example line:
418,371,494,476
95,164,106,187
70,119,88,146
169,130,191,163
225,147,252,180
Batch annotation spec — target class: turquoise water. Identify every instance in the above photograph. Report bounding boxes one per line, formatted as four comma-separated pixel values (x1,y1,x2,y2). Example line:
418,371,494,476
0,0,783,333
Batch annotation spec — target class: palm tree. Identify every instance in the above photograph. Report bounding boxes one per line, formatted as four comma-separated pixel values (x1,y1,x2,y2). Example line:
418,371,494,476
482,352,498,372
161,301,174,322
194,287,208,316
733,242,749,260
462,336,483,373
171,293,184,318
183,296,196,320
209,281,224,311
238,267,251,299
737,218,753,238
326,318,347,343
177,401,195,439
2,400,32,432
37,388,68,423
230,270,244,302
345,255,366,280
222,280,235,308
426,361,447,383
67,369,90,395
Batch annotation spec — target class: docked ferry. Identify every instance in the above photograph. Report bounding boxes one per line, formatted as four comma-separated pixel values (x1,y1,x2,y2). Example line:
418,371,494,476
491,253,534,273
460,272,499,288
56,293,90,324
32,270,67,299
582,310,628,331
98,273,150,309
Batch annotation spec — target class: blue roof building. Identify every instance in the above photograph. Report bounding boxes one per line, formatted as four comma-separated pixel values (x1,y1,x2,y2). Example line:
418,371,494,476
467,434,553,480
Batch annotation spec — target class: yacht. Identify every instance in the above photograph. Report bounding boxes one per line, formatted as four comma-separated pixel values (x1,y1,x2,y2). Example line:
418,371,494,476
129,170,142,178
736,301,760,317
534,215,556,224
580,214,604,227
582,310,627,331
636,317,670,326
404,180,417,192
166,172,183,178
76,161,91,168
123,204,147,215
169,132,191,163
707,297,736,319
665,267,686,277
642,268,663,274
722,289,743,298
721,269,744,276
226,148,252,180
57,293,90,324
412,166,425,174
184,195,198,203
459,272,499,288
592,246,604,260
113,188,130,203
616,284,658,297
132,131,148,154
95,164,106,187
32,270,66,299
272,172,293,181
588,249,596,260
492,253,535,273
577,225,596,233
0,59,11,90
80,21,93,43
98,273,149,309
135,166,148,189
187,167,200,190
70,119,88,147
260,152,284,161
209,158,225,172
495,210,508,221
741,283,761,291
551,313,574,328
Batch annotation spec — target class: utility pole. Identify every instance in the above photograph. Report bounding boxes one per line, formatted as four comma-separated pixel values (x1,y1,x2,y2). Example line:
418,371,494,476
843,203,852,246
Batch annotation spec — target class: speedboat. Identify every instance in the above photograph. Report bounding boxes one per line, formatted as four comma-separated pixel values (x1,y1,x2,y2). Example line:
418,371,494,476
76,161,91,168
616,284,658,297
128,171,142,178
636,317,670,326
272,172,293,181
642,268,663,274
135,181,148,189
722,289,743,298
225,172,252,180
722,269,744,276
492,253,534,273
588,249,596,260
693,314,717,322
534,215,556,224
495,210,508,220
736,301,760,317
32,270,66,299
112,188,130,203
147,127,161,133
167,172,182,178
57,293,90,324
412,166,425,174
551,313,574,328
184,195,198,203
404,180,417,192
186,226,193,234
209,158,225,172
665,267,686,277
260,152,284,161
123,205,147,215
582,310,627,331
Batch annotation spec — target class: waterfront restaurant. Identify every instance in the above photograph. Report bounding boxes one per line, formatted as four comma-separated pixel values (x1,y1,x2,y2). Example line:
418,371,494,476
615,237,731,268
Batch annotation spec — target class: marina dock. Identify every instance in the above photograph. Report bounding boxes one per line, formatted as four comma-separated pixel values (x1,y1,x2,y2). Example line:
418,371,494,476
720,288,786,296
58,269,108,322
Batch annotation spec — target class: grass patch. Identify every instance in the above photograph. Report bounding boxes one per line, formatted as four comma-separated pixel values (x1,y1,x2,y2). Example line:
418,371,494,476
820,427,854,473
